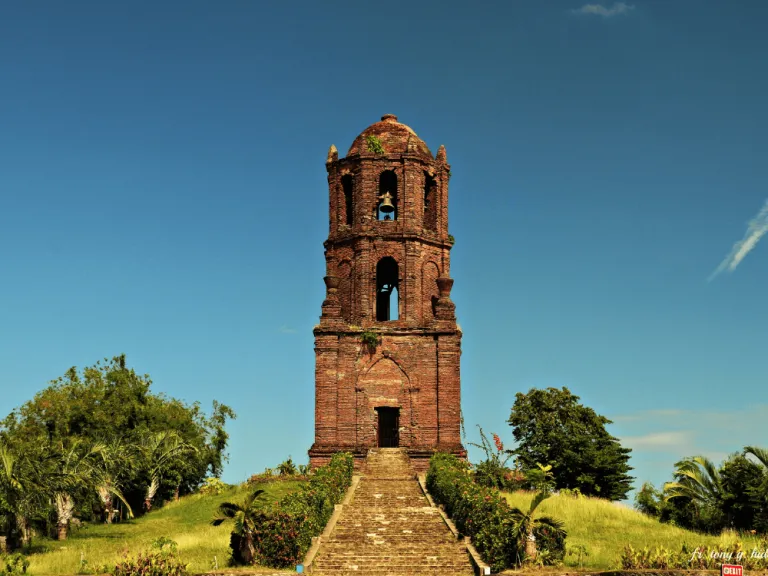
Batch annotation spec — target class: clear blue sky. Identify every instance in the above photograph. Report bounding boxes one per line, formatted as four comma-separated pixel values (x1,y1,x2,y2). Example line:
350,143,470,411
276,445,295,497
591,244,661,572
2,1,767,499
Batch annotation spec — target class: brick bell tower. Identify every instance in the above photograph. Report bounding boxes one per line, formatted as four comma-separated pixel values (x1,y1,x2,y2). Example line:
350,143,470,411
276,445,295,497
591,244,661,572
308,114,465,472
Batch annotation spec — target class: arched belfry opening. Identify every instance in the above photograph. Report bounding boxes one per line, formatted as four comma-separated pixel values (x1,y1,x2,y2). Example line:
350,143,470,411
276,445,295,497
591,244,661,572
376,257,399,321
377,170,398,221
341,174,354,226
424,172,437,231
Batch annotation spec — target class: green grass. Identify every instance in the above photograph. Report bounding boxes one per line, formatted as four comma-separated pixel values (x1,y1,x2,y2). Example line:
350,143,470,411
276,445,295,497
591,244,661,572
502,490,765,571
25,481,304,575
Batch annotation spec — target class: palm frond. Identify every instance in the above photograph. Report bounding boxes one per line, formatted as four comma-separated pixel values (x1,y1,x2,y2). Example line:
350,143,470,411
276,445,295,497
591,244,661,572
745,446,768,468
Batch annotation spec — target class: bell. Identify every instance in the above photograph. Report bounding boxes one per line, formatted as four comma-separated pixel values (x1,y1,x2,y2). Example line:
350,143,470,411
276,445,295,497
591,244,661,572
378,192,395,213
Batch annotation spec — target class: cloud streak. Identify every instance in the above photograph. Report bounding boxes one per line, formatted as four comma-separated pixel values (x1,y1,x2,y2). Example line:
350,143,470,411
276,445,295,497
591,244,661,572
709,199,768,281
620,431,695,452
571,2,635,17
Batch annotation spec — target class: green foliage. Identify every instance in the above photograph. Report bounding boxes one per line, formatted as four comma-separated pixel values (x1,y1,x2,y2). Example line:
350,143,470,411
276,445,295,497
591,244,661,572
112,546,189,576
360,330,380,354
618,541,768,570
365,134,384,155
447,234,455,243
469,426,520,491
634,481,663,517
426,452,566,571
0,355,235,549
567,544,590,568
508,386,633,500
0,553,29,575
198,477,228,496
217,453,352,568
277,457,297,477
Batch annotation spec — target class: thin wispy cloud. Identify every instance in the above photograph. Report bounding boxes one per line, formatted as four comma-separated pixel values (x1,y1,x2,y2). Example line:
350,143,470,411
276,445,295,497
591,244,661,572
279,325,297,334
620,431,695,452
709,199,768,281
571,2,635,17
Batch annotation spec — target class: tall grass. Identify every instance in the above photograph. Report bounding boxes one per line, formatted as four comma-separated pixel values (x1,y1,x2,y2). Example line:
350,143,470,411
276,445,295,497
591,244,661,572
25,481,303,575
503,490,764,570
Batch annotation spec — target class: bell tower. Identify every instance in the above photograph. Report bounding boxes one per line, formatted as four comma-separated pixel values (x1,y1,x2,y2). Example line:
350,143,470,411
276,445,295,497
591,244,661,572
308,114,465,471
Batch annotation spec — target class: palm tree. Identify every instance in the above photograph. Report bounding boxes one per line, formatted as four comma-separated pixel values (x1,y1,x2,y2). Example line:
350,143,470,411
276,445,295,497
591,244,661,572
210,489,265,565
91,438,135,523
0,443,30,548
53,440,100,540
139,431,197,512
663,455,724,530
0,442,55,548
744,446,768,468
508,490,566,563
664,456,723,505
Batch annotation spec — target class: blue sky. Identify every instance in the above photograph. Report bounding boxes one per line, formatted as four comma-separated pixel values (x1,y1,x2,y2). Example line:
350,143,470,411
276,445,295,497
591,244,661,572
1,1,767,500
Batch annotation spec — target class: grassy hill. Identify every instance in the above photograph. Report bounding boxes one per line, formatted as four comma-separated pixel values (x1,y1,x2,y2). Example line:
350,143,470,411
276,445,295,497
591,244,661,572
503,490,765,570
22,481,766,574
25,480,304,575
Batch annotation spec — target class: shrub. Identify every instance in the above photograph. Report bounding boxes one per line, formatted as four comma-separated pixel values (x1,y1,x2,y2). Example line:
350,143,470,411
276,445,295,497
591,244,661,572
426,452,565,571
469,426,522,491
277,457,297,476
112,538,188,576
198,477,228,496
0,554,29,575
245,452,353,568
618,540,768,570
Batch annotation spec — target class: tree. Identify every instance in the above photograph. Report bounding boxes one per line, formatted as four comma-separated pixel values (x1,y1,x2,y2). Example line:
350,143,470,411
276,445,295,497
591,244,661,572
718,452,765,531
139,431,197,511
91,437,135,523
634,482,663,517
508,491,566,563
663,455,725,533
52,440,101,540
507,387,633,500
211,489,266,565
1,355,235,516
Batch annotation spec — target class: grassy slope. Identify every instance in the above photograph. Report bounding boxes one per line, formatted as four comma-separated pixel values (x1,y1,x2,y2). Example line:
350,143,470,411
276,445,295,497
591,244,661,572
26,481,304,576
503,490,764,570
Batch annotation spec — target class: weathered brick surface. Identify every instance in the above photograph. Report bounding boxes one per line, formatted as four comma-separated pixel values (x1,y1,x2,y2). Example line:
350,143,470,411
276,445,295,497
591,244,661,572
310,115,465,469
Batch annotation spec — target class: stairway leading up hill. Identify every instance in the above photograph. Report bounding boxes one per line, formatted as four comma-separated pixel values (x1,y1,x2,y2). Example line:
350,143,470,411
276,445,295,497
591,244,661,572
309,448,474,576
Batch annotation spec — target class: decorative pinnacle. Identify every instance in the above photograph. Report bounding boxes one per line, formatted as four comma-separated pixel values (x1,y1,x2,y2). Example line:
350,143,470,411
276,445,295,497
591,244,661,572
437,144,447,163
327,144,338,163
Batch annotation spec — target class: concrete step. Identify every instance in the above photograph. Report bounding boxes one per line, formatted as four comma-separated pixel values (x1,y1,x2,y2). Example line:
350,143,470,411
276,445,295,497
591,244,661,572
309,448,473,576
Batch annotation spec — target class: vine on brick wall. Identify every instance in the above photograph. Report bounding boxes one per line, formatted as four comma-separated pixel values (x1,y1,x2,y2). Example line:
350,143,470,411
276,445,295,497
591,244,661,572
365,134,384,155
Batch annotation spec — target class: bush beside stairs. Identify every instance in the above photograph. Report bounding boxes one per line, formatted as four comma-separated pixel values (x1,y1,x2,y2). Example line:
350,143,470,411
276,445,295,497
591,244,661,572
307,448,475,575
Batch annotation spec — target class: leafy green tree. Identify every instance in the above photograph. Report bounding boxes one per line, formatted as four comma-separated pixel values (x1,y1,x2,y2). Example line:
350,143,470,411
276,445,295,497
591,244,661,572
211,489,266,565
0,355,235,517
508,491,566,563
507,387,633,500
663,455,725,533
634,481,663,517
742,446,768,531
717,453,764,530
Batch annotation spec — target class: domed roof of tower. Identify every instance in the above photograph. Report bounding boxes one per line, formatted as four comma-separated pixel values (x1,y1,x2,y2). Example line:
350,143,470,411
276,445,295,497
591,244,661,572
347,114,433,159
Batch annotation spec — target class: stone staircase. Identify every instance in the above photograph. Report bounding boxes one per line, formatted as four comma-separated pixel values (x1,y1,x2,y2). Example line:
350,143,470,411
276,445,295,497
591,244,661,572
309,448,474,575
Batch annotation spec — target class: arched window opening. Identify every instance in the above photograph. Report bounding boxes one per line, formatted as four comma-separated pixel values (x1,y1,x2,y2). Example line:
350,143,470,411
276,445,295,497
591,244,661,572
377,171,398,221
376,257,399,321
341,174,354,226
423,172,437,231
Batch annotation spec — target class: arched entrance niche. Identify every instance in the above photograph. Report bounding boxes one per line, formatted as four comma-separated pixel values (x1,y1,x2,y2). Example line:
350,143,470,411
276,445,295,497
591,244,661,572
355,356,413,448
